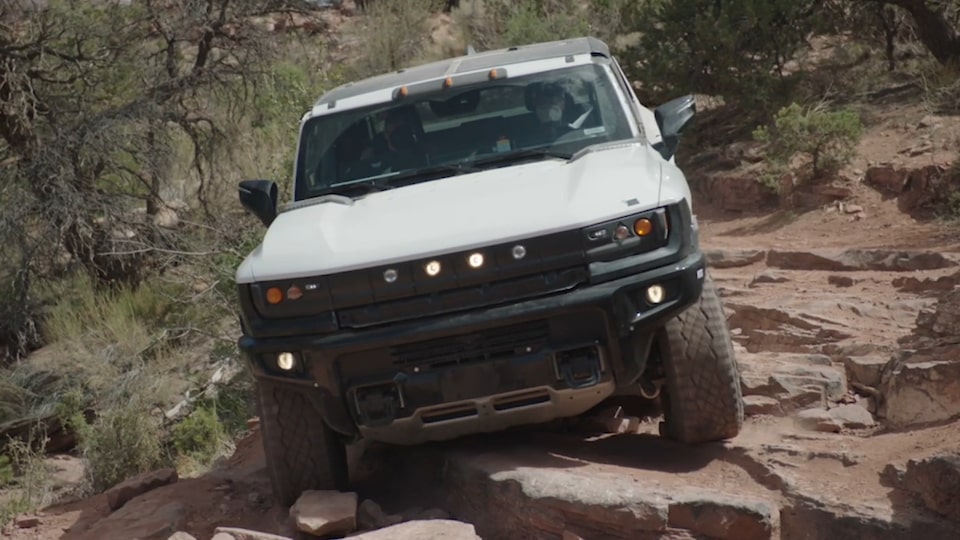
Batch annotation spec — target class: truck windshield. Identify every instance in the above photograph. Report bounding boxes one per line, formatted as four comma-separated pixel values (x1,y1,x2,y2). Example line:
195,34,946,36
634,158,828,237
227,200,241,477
293,62,636,200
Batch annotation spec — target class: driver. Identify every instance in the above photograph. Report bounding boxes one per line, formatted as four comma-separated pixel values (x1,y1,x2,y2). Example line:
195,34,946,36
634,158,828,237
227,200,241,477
531,82,573,141
380,106,427,170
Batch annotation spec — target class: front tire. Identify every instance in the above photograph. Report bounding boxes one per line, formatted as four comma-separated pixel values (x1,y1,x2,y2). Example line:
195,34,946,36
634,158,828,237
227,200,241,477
657,274,744,443
256,380,348,506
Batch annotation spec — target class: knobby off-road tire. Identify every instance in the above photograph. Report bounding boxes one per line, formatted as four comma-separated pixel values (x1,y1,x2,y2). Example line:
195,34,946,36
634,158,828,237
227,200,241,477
256,380,348,506
657,273,744,444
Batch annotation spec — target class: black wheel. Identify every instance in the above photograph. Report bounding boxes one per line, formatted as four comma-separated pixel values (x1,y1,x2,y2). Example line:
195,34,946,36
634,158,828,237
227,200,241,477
657,273,744,443
256,380,348,506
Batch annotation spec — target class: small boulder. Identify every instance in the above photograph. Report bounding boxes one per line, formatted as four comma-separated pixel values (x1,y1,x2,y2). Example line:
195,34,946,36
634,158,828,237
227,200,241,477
898,452,960,519
106,468,178,511
290,490,358,537
167,532,197,540
16,516,40,529
827,404,877,429
346,519,481,539
213,527,292,540
794,408,842,433
749,270,789,287
827,275,855,288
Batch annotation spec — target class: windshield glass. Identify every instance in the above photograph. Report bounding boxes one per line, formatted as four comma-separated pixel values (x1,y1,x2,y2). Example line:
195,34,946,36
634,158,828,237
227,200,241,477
294,62,636,200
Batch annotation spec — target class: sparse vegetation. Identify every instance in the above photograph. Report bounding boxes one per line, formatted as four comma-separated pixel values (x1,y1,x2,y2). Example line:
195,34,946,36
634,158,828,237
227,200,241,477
753,102,863,183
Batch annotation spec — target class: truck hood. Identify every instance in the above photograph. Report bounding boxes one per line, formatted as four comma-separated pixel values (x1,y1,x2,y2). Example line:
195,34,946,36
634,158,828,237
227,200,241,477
238,143,668,283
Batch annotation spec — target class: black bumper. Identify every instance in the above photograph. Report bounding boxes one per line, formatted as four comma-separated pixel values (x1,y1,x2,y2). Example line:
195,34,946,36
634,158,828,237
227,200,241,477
238,249,706,438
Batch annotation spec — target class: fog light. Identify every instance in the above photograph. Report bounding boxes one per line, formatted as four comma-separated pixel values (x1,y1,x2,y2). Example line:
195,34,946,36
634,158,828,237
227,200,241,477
425,260,442,276
468,252,484,268
276,352,296,371
646,285,665,304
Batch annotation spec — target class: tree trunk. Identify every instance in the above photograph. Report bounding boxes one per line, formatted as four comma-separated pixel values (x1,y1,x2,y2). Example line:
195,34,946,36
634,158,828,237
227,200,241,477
881,0,960,66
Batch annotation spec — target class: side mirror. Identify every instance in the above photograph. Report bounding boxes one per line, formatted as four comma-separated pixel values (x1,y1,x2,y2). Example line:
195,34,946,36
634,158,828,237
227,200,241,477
239,180,279,227
653,94,696,160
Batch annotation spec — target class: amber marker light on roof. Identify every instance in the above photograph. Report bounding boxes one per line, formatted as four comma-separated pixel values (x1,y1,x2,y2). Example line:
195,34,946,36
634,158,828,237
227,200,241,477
266,287,283,305
443,77,454,88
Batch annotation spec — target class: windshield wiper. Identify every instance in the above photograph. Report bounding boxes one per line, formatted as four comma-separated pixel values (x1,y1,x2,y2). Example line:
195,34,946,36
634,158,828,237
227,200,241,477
471,147,573,169
379,162,480,187
314,180,392,199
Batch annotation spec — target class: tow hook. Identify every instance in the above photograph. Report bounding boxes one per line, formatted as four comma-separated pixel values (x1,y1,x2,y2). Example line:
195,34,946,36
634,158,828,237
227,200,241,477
639,377,662,400
555,345,603,389
353,381,404,427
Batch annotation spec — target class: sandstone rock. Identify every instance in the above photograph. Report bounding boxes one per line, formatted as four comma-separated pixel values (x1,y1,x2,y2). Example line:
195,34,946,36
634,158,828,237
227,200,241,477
167,532,197,540
290,490,358,537
750,270,789,287
892,273,959,295
213,527,292,540
152,207,180,229
443,448,778,540
739,352,846,412
705,249,766,269
727,304,852,353
211,534,237,540
843,204,864,214
766,249,956,272
794,408,842,433
911,289,960,344
413,508,452,521
898,164,960,219
828,275,855,288
106,468,178,511
841,356,888,388
864,166,906,195
347,520,481,539
16,516,40,529
878,344,960,428
781,489,959,540
744,395,782,416
357,499,403,530
898,452,960,519
668,493,775,540
827,404,876,429
698,173,779,213
83,500,185,540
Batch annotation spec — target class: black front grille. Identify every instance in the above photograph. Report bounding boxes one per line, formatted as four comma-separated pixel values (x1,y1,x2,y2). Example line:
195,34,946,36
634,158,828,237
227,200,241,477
391,320,550,369
337,267,587,329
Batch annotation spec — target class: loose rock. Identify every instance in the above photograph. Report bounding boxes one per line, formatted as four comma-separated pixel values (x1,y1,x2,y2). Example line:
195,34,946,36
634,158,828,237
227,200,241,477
346,520,481,539
827,275,855,288
83,500,186,540
213,527,292,540
167,532,197,540
750,270,789,287
897,452,960,519
743,395,783,416
16,516,40,529
705,249,767,269
878,345,960,428
106,468,178,511
290,490,358,537
827,404,876,429
841,356,888,388
794,409,842,433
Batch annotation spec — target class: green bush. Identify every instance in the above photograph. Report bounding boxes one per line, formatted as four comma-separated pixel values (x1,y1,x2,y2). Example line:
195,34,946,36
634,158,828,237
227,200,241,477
171,404,224,463
72,398,166,492
753,102,863,181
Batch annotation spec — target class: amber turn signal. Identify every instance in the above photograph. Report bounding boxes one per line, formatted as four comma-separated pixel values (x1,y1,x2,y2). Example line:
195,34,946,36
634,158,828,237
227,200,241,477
266,287,284,305
633,218,653,237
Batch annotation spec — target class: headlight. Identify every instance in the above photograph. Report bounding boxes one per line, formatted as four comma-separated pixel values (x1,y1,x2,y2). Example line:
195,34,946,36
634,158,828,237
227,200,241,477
581,207,670,262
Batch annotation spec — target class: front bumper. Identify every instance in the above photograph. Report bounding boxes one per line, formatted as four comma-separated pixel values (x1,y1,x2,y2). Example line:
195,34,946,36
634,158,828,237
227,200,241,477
238,249,707,444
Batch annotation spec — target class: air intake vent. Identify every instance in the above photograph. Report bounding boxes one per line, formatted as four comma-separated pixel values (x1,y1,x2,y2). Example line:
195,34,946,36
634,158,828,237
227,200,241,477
392,320,549,369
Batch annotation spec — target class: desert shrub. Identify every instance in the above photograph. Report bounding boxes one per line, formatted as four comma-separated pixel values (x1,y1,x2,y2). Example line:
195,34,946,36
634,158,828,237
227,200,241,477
71,396,167,492
454,0,591,50
753,102,863,182
0,428,54,525
347,0,446,79
171,404,224,464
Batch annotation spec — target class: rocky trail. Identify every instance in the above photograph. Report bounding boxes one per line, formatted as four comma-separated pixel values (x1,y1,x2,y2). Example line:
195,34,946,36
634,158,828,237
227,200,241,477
5,170,960,539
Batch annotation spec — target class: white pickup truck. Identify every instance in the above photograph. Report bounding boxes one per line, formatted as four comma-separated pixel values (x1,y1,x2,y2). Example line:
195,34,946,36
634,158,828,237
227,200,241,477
235,36,744,506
